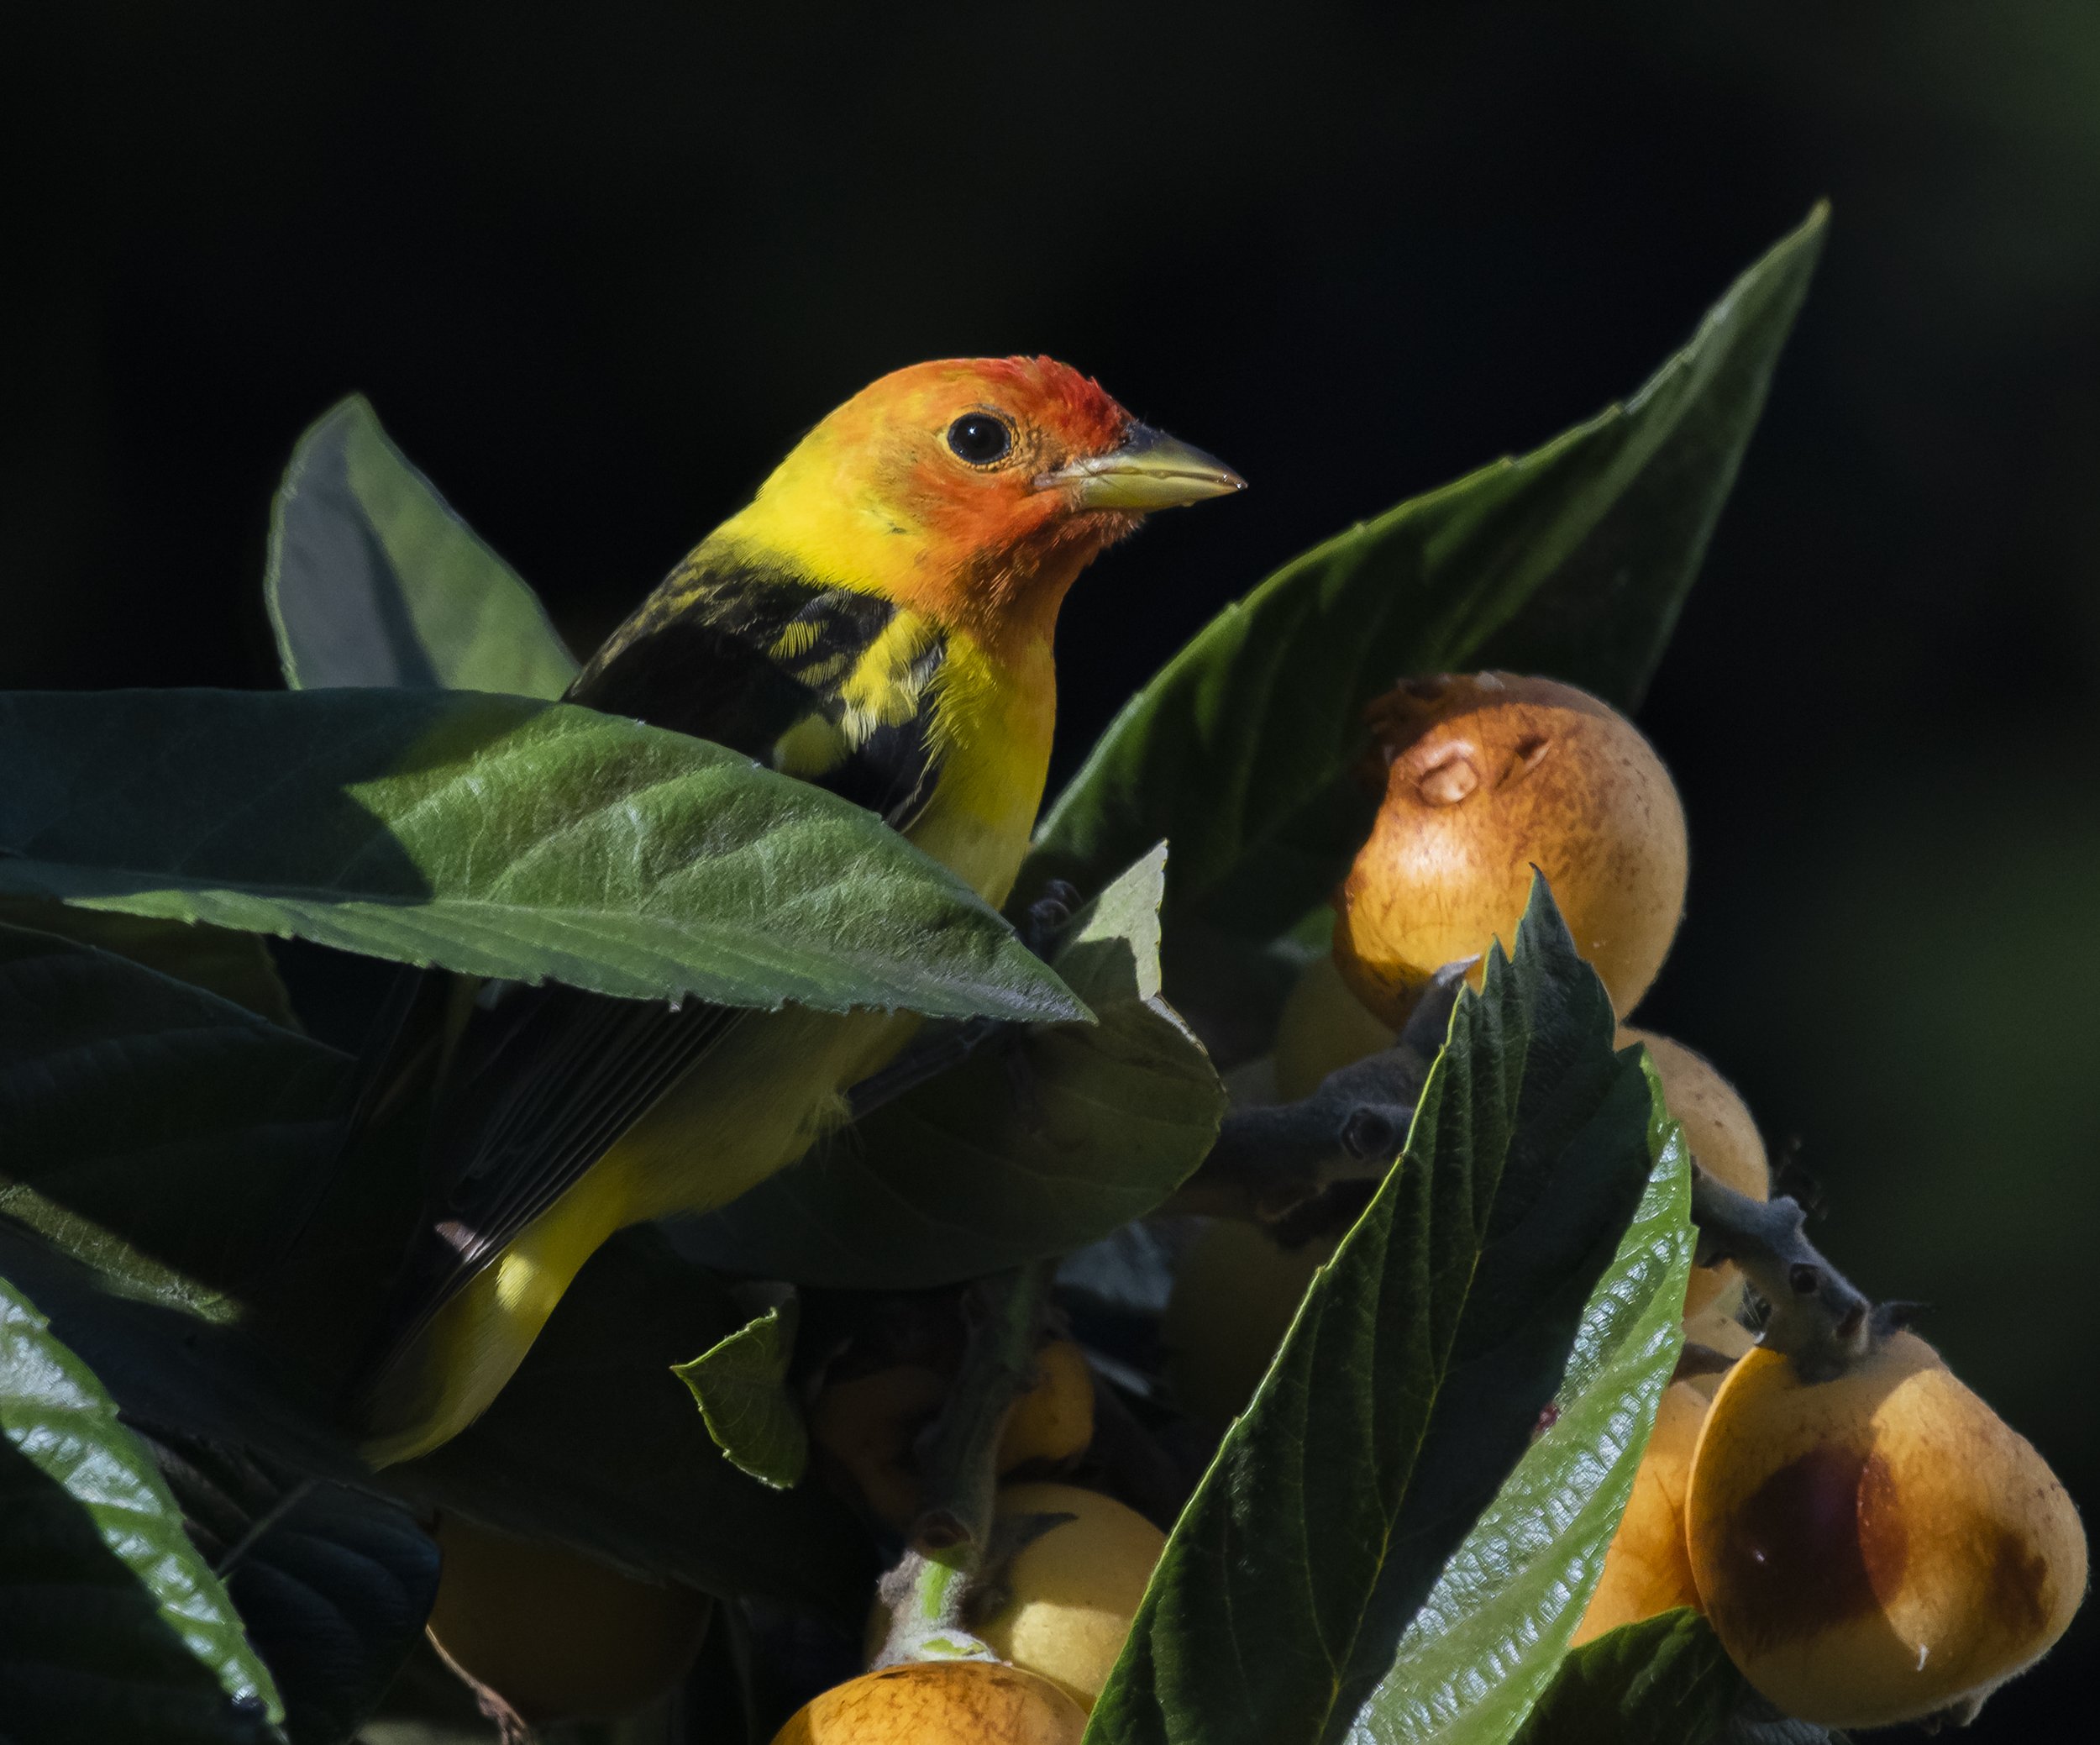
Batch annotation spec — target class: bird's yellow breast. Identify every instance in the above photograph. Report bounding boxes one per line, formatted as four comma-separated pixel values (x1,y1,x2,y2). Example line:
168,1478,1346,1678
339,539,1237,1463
911,629,1056,907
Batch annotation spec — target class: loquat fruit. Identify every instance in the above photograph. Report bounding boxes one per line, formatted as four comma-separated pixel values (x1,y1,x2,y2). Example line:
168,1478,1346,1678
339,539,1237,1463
1685,1332,2086,1728
769,1659,1084,1745
1571,1381,1709,1646
1617,1027,1770,1317
974,1483,1167,1711
1162,1218,1334,1429
425,1514,711,1727
1333,674,1686,1026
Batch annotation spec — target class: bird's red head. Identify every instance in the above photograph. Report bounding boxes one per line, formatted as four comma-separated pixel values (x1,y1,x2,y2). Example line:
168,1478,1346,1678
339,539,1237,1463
727,356,1243,647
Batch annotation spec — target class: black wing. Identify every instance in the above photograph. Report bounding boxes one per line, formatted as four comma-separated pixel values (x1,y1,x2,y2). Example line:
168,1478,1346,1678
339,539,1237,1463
358,555,948,1369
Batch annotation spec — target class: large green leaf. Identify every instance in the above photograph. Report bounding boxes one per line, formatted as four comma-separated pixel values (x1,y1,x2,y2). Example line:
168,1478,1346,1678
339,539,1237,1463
1511,1611,1840,1745
674,845,1223,1288
1031,208,1824,939
153,1436,440,1745
1351,1075,1689,1743
0,1274,286,1743
0,688,1081,1021
1084,880,1688,1745
265,396,580,698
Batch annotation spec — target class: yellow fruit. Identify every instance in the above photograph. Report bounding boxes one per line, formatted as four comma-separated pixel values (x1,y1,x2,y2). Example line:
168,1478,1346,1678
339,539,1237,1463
1686,1332,2087,1727
807,1364,948,1528
1333,674,1687,1025
1272,952,1397,1100
769,1661,1084,1744
1162,1218,1333,1428
998,1339,1095,1473
1616,1027,1770,1317
1572,1381,1709,1646
427,1515,710,1725
975,1483,1167,1711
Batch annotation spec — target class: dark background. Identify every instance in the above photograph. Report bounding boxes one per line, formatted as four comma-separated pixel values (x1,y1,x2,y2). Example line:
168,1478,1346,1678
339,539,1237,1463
10,3,2097,1736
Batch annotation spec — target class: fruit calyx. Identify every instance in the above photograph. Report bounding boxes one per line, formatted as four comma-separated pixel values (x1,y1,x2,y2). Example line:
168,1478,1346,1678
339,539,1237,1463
1688,1166,1875,1382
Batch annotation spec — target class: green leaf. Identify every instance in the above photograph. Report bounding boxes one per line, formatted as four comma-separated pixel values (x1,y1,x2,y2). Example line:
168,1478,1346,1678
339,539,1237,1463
673,1285,809,1490
151,1436,440,1745
1084,878,1690,1745
0,899,300,1028
265,396,580,699
0,1273,286,1743
1353,1075,1690,1742
1512,1611,1841,1745
0,687,1081,1021
0,920,346,1313
1031,207,1824,940
674,845,1223,1288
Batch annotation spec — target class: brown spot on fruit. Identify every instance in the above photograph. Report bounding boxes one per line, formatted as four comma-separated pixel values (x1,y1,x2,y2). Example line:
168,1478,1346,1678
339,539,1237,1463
1856,1451,1909,1601
1713,1445,1894,1648
1987,1527,2051,1639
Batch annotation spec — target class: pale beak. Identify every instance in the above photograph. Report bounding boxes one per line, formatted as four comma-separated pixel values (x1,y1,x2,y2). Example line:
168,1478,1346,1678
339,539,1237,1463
1039,423,1247,511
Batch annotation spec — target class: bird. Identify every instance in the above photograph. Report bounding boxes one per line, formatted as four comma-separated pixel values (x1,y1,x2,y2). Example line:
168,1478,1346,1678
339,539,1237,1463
355,356,1243,1464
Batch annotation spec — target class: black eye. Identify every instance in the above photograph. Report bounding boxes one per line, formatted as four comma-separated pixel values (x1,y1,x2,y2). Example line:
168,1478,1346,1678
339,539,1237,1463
946,412,1014,466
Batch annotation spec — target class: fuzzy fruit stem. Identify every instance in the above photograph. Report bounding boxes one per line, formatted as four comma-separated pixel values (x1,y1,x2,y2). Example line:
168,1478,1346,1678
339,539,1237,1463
1688,1168,1876,1380
869,1261,1052,1669
1175,961,1468,1222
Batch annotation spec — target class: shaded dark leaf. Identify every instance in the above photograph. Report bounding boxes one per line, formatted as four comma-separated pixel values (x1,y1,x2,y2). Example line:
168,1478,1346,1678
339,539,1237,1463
393,1229,875,1624
152,1435,439,1745
1512,1611,1843,1745
675,846,1221,1288
0,899,300,1028
0,920,345,1311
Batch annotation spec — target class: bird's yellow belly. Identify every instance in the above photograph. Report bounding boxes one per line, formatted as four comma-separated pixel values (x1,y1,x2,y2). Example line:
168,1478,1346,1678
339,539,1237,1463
360,1005,913,1465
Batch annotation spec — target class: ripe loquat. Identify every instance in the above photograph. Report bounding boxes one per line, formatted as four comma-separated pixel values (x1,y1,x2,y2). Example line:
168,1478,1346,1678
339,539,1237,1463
1333,674,1686,1026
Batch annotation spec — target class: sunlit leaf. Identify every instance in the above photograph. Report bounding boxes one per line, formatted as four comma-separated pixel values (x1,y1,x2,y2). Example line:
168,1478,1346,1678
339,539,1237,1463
0,687,1081,1020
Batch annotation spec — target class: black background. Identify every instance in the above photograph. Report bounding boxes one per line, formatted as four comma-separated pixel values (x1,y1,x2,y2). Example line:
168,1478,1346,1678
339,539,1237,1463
9,3,2097,1736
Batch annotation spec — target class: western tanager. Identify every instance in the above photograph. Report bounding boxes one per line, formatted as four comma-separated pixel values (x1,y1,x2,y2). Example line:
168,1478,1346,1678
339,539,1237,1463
359,357,1241,1463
